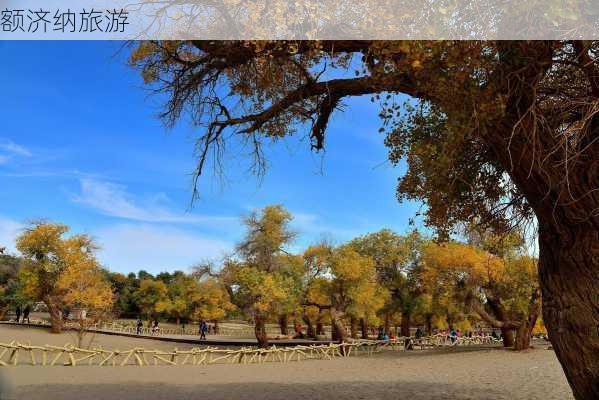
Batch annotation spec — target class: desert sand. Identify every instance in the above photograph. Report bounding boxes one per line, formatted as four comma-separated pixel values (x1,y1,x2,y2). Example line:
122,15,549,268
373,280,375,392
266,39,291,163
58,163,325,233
0,325,573,400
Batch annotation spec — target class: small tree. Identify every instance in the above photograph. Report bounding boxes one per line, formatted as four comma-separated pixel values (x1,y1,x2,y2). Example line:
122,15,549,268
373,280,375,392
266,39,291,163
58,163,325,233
156,275,196,325
57,257,114,348
190,277,235,328
16,222,99,333
134,279,168,322
225,263,289,347
305,245,384,343
226,205,297,347
349,230,424,337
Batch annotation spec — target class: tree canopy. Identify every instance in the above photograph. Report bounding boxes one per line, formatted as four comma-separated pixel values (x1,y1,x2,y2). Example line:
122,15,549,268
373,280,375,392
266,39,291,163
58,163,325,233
16,222,112,333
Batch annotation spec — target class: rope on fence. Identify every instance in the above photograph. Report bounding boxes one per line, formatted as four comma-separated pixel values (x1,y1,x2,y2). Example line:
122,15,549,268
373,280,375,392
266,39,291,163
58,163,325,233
0,335,500,367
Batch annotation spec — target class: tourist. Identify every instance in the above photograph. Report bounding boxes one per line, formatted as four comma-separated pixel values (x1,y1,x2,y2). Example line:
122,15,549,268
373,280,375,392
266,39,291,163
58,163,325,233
136,316,143,335
14,305,21,323
199,320,208,340
449,328,458,344
415,327,423,339
152,319,159,335
294,322,304,339
22,305,30,323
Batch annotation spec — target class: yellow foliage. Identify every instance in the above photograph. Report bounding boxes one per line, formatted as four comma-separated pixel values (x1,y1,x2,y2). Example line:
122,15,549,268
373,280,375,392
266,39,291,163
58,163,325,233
57,260,113,312
233,266,288,315
134,279,168,317
190,278,235,321
16,222,111,314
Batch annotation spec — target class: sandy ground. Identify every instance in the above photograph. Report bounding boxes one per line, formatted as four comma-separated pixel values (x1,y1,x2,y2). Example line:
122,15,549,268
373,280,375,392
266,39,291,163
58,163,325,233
0,325,573,400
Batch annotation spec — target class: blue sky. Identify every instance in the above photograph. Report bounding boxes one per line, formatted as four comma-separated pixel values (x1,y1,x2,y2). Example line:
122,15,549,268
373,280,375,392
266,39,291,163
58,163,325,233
0,41,422,274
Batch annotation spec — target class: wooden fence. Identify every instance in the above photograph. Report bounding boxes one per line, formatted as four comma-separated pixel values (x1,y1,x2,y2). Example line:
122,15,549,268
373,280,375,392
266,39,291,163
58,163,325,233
94,322,309,337
0,335,500,367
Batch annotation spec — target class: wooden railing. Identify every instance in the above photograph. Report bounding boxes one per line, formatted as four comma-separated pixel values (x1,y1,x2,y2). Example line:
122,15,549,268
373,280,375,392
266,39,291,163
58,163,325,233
0,335,501,367
93,322,320,338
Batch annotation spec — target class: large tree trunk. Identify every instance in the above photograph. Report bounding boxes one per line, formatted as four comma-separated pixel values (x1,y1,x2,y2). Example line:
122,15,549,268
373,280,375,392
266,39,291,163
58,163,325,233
254,313,269,348
384,312,391,335
316,309,324,335
360,318,368,339
501,328,515,348
278,314,288,335
486,41,598,398
302,314,315,339
0,305,9,321
479,295,518,349
45,299,63,334
425,314,433,336
537,223,599,399
330,308,348,343
514,323,532,351
514,289,541,351
316,320,324,335
350,316,358,339
400,311,411,337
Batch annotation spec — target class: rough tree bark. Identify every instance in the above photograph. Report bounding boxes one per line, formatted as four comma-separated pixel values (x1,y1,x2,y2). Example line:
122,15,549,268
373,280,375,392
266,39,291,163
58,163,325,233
384,312,391,335
45,299,63,334
278,314,288,335
0,305,9,321
302,314,315,338
486,42,599,398
316,320,324,335
537,222,599,399
254,313,268,348
330,308,348,343
470,295,519,348
501,328,515,348
360,318,368,339
350,316,359,339
514,289,541,351
425,314,433,336
400,311,411,337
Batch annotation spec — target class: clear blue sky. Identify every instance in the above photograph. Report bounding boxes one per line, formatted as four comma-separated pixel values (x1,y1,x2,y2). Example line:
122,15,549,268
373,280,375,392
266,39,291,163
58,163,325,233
0,41,422,274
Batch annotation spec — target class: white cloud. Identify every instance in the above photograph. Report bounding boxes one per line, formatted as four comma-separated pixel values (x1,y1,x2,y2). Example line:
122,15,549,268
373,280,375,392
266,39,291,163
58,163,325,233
0,140,32,157
0,216,24,253
73,178,237,226
290,211,361,241
93,224,232,274
0,155,9,165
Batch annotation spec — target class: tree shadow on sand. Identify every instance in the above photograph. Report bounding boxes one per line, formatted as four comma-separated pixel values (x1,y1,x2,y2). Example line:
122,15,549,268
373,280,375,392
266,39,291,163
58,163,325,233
10,381,509,400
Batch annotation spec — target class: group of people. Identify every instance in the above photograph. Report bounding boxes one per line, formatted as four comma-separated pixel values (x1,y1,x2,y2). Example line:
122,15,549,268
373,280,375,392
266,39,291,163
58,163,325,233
134,317,210,339
135,317,162,335
13,304,31,324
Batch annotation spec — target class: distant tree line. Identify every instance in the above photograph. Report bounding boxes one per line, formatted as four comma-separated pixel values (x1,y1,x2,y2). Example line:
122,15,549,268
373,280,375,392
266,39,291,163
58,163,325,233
1,205,543,351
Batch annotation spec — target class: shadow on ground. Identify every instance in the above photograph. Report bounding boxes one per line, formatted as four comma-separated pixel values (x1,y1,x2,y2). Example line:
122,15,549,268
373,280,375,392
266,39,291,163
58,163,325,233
6,381,507,400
